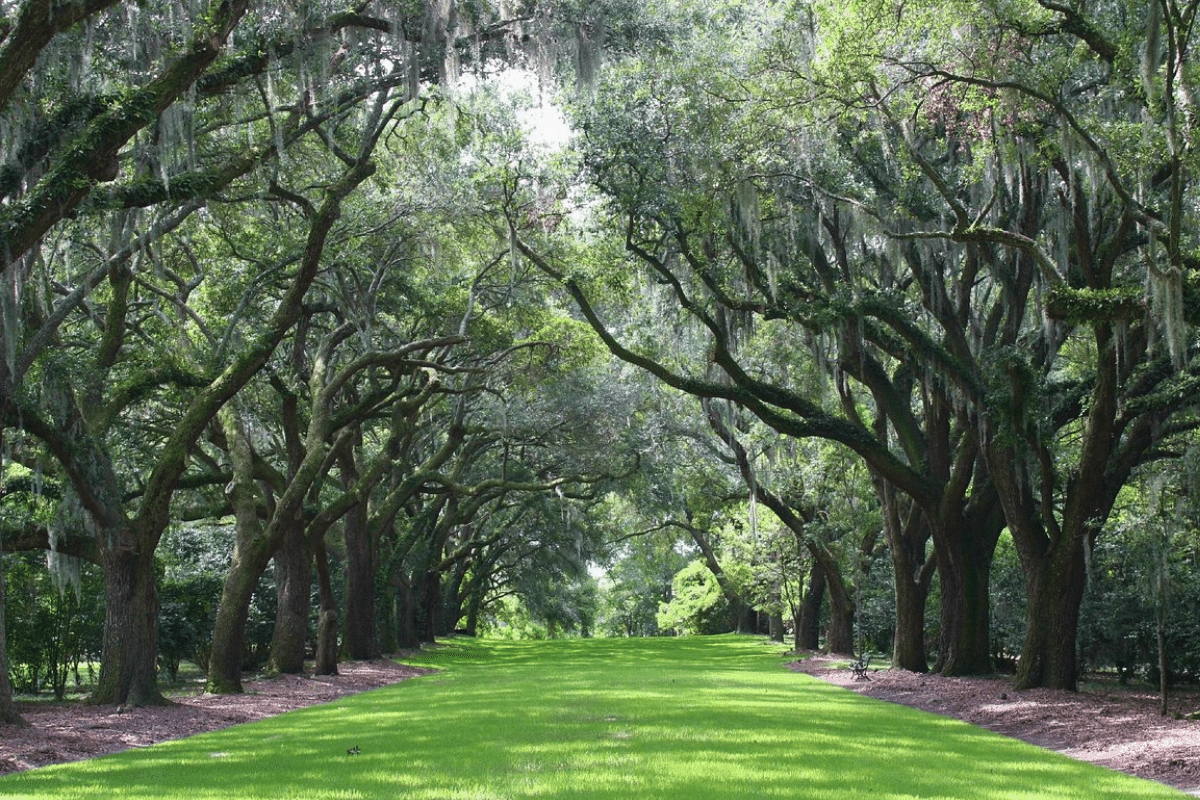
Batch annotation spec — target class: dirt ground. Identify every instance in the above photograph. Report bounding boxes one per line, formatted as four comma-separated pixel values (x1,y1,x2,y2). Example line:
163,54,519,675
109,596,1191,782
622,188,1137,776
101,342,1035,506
792,653,1200,796
0,654,1197,795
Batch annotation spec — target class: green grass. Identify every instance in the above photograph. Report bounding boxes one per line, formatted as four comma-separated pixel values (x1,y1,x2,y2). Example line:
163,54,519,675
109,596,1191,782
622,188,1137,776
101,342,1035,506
0,636,1188,799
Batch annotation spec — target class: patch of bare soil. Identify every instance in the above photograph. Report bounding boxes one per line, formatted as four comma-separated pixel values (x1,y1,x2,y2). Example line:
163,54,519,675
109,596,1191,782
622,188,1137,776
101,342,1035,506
0,659,435,775
791,653,1200,796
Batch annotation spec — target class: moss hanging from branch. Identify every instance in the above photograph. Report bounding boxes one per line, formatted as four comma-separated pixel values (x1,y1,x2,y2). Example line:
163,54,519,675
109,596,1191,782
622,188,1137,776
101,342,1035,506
1045,285,1144,324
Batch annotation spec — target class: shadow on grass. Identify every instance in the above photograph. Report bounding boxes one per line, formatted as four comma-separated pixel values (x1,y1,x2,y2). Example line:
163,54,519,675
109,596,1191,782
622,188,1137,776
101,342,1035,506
0,636,1188,799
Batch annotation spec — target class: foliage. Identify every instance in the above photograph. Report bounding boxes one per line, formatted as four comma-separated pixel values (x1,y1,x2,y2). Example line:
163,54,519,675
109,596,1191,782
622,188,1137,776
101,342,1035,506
989,533,1026,670
512,0,1200,689
7,0,1200,710
593,502,689,637
157,572,223,681
656,560,732,635
481,595,574,640
3,552,103,699
157,524,234,680
1082,465,1200,686
853,546,896,655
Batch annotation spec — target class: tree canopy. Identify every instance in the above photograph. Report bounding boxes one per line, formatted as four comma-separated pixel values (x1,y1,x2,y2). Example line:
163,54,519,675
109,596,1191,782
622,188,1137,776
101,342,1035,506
1,0,1199,721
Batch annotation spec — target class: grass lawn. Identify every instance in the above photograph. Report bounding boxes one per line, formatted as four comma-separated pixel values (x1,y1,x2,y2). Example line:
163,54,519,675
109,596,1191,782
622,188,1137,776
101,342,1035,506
0,635,1188,799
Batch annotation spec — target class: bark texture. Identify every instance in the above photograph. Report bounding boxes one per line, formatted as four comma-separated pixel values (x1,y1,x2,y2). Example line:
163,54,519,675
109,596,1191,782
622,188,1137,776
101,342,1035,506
267,523,313,675
798,561,825,651
93,541,165,706
342,463,378,659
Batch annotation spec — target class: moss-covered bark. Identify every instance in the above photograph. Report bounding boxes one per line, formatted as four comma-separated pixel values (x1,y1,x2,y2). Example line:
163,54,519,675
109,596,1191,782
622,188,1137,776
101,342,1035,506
932,542,994,676
878,481,932,672
313,533,339,676
0,0,123,111
206,539,272,694
798,561,825,651
201,157,378,689
1,0,253,273
822,573,856,656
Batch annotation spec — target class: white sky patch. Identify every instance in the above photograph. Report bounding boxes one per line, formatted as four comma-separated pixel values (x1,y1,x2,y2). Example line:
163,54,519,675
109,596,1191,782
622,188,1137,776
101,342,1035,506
456,67,573,152
521,99,572,150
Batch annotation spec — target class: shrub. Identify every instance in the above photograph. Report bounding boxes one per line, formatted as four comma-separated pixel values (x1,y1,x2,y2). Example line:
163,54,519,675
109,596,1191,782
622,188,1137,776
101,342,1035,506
656,560,732,635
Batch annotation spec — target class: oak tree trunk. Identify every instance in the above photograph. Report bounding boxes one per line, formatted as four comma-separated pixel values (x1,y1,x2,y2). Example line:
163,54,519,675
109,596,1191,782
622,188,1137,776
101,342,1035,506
1158,610,1169,716
394,572,420,650
0,585,23,723
377,563,399,652
0,483,27,724
1014,537,1088,691
342,495,377,659
798,561,825,651
463,589,482,637
879,487,932,672
824,569,855,656
418,570,441,643
892,566,930,673
93,540,165,706
313,534,339,675
267,522,312,674
928,497,1002,676
768,611,784,643
932,540,994,675
442,557,471,635
206,540,274,694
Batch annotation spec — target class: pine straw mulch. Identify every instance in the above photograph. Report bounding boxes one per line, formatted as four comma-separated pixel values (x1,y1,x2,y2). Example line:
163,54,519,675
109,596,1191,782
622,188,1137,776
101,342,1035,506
0,659,434,775
791,652,1200,796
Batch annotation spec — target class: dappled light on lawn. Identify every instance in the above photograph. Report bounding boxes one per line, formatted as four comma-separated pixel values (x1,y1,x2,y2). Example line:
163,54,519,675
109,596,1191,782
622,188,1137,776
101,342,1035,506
0,637,1187,799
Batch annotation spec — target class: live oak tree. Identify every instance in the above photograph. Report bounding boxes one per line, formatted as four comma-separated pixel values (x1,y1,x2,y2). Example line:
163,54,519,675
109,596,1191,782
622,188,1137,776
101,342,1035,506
381,345,637,645
582,371,781,638
5,0,1199,707
200,63,626,686
204,329,461,693
0,0,261,712
0,0,543,706
572,346,863,649
509,8,999,675
510,0,1200,691
806,0,1200,689
0,0,648,706
634,394,766,635
704,400,877,655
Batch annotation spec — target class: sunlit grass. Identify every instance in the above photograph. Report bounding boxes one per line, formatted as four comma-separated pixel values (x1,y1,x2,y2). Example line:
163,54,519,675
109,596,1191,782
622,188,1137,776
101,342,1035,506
0,636,1188,799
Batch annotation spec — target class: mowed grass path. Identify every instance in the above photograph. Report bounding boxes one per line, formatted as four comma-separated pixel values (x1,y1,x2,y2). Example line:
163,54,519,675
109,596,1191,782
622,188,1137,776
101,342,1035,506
0,636,1188,799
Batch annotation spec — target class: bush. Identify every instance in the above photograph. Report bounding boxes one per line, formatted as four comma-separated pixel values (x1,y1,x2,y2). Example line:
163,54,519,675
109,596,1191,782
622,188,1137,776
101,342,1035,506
656,560,732,635
4,551,103,698
158,573,223,681
989,533,1025,669
481,596,549,640
1080,538,1200,686
855,549,895,655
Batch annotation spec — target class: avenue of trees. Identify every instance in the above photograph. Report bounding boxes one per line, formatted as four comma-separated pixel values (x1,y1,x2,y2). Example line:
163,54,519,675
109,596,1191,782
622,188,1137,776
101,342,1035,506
510,0,1200,692
1,0,1198,726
